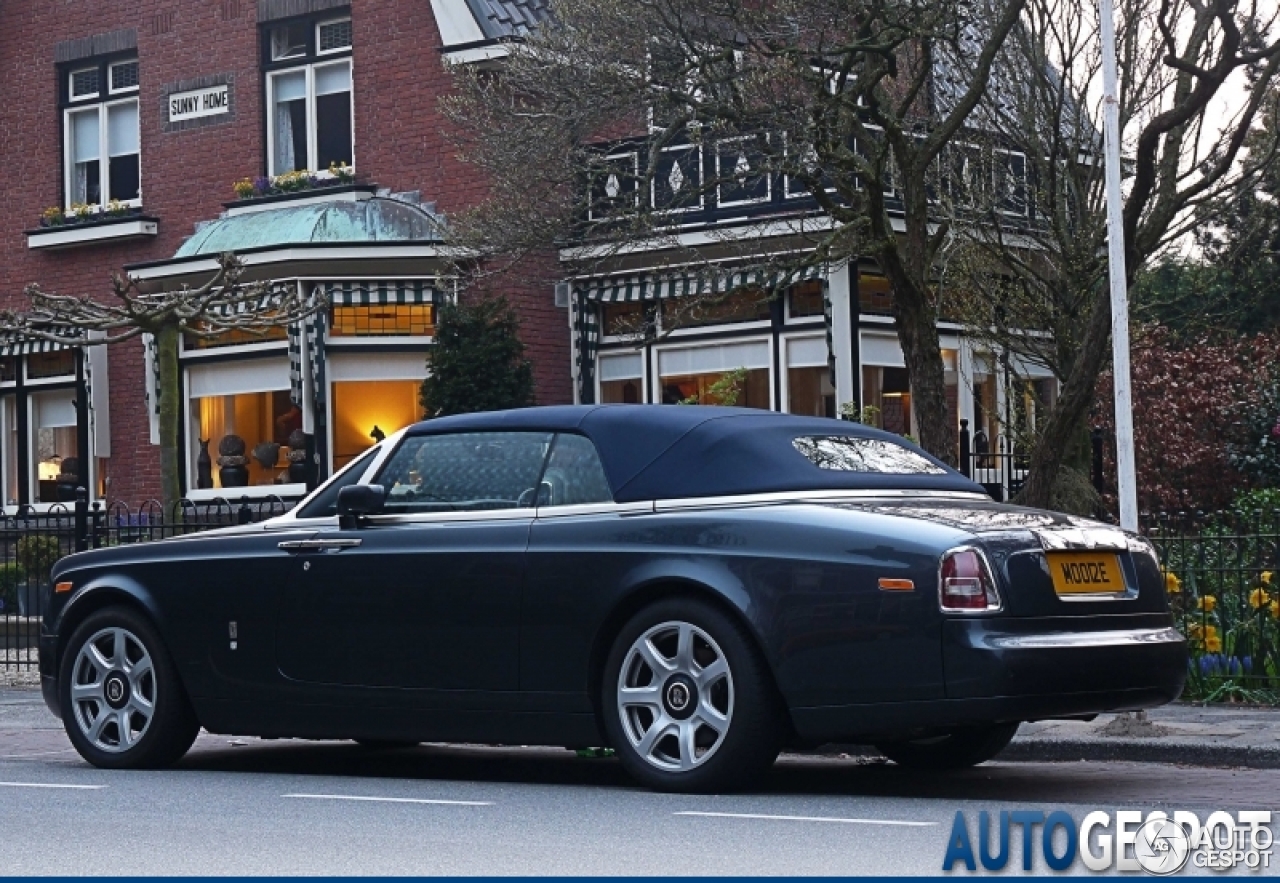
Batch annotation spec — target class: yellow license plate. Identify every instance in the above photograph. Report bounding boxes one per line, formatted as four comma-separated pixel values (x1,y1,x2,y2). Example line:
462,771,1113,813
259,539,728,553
1047,551,1126,595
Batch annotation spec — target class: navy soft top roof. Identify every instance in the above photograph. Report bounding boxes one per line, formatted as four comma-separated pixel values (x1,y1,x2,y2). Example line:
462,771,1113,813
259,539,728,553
405,405,984,502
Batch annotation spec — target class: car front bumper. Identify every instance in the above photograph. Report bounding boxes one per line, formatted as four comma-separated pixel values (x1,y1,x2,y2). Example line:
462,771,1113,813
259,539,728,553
38,631,60,720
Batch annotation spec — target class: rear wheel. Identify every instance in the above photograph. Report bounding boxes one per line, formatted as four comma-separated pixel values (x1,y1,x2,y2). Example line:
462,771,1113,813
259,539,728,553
59,607,200,770
601,597,782,793
875,722,1019,770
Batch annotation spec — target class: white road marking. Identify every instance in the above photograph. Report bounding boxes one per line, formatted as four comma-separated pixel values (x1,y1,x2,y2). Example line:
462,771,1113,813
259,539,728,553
0,749,77,759
283,793,491,806
0,781,104,790
675,810,936,827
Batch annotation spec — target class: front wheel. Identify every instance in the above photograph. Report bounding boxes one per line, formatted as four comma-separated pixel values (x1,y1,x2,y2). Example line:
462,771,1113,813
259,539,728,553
59,607,200,769
601,598,782,793
875,722,1019,770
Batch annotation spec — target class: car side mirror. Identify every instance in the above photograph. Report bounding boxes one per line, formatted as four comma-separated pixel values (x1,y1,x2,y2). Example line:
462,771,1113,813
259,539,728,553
337,484,386,526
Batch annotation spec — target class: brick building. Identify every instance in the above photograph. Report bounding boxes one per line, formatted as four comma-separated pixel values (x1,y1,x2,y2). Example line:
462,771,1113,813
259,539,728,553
0,0,1052,510
0,0,570,509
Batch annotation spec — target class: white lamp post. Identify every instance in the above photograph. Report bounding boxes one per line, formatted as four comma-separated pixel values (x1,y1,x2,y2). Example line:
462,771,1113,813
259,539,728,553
1099,0,1139,531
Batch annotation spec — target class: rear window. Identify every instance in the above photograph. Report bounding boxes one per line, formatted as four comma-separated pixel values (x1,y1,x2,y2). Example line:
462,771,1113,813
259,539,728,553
792,435,947,474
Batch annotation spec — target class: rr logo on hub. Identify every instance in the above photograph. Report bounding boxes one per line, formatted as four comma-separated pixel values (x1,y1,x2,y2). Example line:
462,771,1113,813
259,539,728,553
943,809,1274,874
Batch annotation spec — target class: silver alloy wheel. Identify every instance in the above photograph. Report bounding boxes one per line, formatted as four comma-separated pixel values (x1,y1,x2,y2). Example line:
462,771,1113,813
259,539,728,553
616,620,734,773
70,627,156,754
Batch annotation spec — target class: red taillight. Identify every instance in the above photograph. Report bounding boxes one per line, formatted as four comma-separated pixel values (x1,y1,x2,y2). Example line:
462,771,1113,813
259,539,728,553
940,548,999,611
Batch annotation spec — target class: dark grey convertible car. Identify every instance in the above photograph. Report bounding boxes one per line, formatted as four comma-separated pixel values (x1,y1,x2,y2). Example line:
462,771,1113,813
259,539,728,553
40,405,1186,792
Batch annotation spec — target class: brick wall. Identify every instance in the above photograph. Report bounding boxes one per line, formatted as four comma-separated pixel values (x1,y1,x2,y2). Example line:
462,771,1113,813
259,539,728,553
0,0,571,504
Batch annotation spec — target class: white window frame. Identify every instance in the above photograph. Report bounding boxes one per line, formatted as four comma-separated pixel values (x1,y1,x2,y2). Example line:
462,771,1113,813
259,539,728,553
265,57,355,178
315,17,353,57
63,95,142,211
107,60,140,96
0,387,102,511
779,332,830,415
68,67,101,102
182,356,305,499
651,335,775,410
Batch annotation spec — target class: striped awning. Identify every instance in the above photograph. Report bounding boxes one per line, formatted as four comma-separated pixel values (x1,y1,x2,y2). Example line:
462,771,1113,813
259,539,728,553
0,335,74,357
319,280,438,306
577,265,824,303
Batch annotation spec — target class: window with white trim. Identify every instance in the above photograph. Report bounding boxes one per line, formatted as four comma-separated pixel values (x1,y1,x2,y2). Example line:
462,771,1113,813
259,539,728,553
62,57,141,210
263,14,353,177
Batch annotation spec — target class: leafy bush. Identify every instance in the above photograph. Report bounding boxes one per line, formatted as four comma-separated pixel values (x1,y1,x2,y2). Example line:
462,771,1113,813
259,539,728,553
16,535,62,585
1095,325,1280,511
0,563,24,614
420,296,535,417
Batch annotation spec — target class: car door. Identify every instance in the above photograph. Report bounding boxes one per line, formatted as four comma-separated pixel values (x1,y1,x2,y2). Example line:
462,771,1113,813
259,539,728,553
275,430,553,691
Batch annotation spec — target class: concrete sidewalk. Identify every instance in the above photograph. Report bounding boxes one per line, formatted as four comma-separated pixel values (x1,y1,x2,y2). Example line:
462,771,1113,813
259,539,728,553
1001,704,1280,769
3,680,1279,769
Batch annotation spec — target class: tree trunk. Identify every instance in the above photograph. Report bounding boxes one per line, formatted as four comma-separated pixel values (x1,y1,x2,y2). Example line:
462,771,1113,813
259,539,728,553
872,236,955,464
156,323,183,509
1016,286,1113,508
896,294,954,462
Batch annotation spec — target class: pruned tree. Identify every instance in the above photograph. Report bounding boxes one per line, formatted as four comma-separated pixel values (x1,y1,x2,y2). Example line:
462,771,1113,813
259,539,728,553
443,0,1029,463
942,0,1280,508
0,253,321,506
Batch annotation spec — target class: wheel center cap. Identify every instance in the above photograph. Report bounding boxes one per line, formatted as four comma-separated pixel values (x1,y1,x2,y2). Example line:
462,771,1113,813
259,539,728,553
104,674,129,710
663,675,697,720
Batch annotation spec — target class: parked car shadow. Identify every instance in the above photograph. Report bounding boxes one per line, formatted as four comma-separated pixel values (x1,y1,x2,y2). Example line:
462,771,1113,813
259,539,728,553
172,736,1232,805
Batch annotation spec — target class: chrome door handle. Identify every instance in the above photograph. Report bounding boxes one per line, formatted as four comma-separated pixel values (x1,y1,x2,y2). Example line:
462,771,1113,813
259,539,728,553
277,538,363,551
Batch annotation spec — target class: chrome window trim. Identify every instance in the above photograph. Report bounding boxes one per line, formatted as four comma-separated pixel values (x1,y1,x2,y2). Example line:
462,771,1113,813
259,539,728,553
363,508,537,526
535,501,654,519
653,489,991,512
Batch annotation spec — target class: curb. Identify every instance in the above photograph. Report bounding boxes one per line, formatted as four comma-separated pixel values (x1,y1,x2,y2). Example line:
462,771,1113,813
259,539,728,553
1000,738,1280,769
817,739,1280,770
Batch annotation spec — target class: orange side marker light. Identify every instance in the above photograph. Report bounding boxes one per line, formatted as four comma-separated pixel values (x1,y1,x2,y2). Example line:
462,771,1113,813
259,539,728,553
54,581,73,594
878,578,915,592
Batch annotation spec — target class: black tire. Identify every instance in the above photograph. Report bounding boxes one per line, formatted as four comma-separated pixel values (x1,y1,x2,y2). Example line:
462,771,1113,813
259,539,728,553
875,722,1019,770
353,739,420,750
601,597,783,793
59,607,200,770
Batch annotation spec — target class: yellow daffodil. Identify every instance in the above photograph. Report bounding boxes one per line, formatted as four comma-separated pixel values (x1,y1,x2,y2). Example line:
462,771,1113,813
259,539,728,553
1205,634,1223,652
1187,623,1203,637
1196,596,1217,612
1271,599,1280,621
1249,588,1271,610
1164,571,1182,594
1263,571,1274,586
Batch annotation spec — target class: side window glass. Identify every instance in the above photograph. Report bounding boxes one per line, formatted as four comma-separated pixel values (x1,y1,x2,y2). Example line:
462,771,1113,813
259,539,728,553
376,432,553,513
540,434,614,506
293,445,380,519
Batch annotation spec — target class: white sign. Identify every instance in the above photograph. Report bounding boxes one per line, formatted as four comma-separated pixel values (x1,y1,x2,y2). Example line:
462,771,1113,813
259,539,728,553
168,85,229,123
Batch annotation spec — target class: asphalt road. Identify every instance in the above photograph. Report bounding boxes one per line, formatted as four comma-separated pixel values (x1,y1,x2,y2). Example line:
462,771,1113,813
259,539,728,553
1,687,1276,876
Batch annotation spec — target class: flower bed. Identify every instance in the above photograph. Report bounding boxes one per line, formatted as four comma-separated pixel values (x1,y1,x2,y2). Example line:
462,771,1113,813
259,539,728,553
1151,506,1280,704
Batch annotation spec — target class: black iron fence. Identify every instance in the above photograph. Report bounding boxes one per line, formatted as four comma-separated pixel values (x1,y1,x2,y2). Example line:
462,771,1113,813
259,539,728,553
1142,510,1280,702
1,495,292,670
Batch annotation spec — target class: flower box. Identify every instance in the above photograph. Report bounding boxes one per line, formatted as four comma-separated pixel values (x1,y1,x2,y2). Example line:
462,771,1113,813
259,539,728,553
222,183,378,217
25,212,159,250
